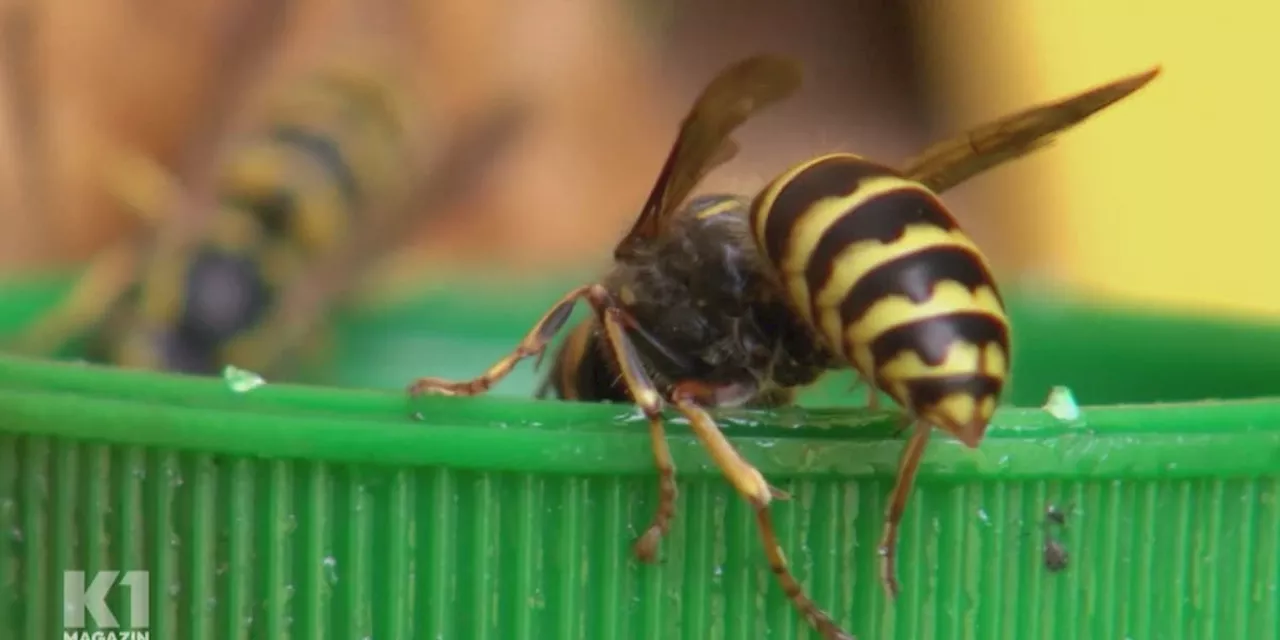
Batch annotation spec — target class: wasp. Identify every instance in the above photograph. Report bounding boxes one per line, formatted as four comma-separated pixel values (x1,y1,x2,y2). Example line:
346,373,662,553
408,55,1158,639
6,58,528,377
89,65,415,373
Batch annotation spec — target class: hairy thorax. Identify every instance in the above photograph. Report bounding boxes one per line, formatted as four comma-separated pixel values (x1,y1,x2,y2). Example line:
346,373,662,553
602,195,840,405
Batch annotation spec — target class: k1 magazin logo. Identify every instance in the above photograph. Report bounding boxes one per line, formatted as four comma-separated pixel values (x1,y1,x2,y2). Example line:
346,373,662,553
62,570,150,640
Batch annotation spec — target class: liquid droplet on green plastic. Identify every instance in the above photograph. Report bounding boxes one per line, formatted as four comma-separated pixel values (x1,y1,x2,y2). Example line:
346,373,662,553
1042,386,1081,421
222,365,266,393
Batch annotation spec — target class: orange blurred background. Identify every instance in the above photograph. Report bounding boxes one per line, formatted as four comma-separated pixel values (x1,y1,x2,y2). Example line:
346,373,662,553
0,0,1266,318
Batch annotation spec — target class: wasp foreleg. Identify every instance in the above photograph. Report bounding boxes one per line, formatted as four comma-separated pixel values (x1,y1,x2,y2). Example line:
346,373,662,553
579,289,678,563
406,284,593,399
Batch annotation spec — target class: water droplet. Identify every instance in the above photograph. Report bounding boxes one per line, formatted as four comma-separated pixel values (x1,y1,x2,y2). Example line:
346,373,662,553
223,365,266,393
977,508,990,524
323,556,339,583
205,597,217,611
1042,386,1081,421
11,527,23,543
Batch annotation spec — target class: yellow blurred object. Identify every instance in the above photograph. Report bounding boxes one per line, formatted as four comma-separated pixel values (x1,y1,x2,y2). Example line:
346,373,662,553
100,146,180,223
0,0,672,275
916,1,1278,318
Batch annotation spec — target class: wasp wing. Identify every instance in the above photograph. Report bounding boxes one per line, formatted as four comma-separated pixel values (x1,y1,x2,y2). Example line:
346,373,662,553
614,55,802,259
903,66,1160,193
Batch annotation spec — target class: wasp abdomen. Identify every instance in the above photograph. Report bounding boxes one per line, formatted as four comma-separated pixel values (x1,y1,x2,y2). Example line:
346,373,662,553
267,125,363,205
750,152,1010,440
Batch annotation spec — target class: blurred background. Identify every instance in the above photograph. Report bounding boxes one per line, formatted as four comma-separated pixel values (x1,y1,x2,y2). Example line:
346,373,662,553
0,0,1273,361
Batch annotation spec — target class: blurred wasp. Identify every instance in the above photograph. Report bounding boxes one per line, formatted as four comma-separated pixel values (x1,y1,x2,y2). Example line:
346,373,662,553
4,43,528,377
94,64,415,374
1,0,296,365
407,54,1158,639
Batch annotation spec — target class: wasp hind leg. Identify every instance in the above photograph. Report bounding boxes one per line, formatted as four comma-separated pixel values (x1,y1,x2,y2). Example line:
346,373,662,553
878,421,932,600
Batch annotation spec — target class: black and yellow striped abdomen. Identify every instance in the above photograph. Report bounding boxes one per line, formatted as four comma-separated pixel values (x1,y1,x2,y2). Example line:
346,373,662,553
217,66,408,256
104,67,411,374
749,152,1010,444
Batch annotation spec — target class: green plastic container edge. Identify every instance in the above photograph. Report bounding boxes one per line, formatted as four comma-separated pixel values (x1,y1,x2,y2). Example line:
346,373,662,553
3,267,1280,483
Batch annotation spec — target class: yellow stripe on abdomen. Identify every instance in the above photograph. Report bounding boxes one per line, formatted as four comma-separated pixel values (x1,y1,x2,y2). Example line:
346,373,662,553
812,226,987,353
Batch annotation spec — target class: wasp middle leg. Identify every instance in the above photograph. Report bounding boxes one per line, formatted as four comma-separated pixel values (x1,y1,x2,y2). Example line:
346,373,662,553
584,333,848,638
591,317,854,639
660,380,852,640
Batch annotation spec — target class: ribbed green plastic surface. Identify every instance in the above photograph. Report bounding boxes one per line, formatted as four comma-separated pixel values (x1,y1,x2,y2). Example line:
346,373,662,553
3,275,1280,639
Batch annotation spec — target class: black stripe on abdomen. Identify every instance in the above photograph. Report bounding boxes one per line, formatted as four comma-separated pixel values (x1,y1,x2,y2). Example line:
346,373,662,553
223,189,298,239
868,312,1009,371
269,125,361,206
837,245,1000,326
759,155,901,264
802,190,964,316
900,374,1004,412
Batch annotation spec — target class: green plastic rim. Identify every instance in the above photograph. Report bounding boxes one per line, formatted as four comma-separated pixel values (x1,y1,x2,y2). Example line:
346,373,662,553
1,353,1280,480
